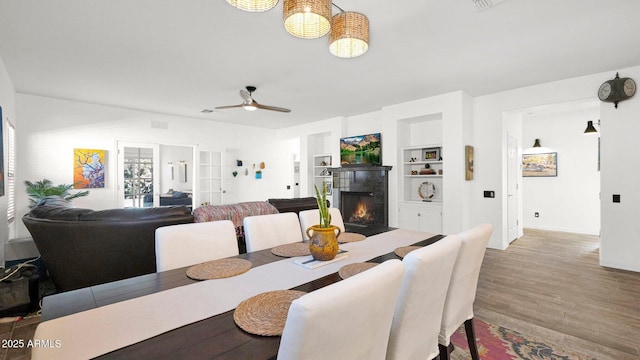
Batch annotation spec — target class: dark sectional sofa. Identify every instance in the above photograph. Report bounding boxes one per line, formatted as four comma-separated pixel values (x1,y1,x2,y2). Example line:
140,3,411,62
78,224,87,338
22,198,194,292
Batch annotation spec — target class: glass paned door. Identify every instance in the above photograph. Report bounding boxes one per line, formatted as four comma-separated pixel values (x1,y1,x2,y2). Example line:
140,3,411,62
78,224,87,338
197,149,223,206
118,142,160,208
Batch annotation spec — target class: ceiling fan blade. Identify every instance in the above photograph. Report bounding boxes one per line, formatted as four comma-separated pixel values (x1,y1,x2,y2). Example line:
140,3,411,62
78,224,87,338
255,102,291,113
214,104,244,110
239,89,252,102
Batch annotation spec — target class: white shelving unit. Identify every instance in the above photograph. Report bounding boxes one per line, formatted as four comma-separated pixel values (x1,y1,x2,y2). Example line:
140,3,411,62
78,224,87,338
401,145,443,204
198,150,223,206
399,145,443,233
313,154,333,204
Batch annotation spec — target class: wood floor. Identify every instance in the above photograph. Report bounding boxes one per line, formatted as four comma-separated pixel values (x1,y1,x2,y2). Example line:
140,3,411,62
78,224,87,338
475,228,640,359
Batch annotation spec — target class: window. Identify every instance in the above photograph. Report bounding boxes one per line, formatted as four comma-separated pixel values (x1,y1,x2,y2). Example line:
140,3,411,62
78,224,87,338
6,120,15,223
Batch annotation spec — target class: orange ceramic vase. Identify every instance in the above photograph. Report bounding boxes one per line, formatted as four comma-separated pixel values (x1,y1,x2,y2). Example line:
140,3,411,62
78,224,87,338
306,225,341,261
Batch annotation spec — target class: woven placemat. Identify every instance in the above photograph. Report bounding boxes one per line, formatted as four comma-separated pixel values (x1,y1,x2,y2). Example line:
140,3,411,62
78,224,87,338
338,262,378,279
338,232,366,243
233,290,307,336
394,246,422,259
186,258,252,280
271,242,311,257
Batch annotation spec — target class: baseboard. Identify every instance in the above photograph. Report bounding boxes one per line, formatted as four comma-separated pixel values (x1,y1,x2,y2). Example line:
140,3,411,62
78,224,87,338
523,225,599,236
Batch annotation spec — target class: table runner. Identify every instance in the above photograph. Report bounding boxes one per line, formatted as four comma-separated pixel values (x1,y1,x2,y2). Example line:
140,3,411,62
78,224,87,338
32,228,434,360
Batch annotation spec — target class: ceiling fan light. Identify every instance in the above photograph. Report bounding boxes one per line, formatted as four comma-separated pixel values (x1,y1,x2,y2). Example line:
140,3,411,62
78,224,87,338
283,0,332,39
226,0,279,12
329,12,369,58
242,103,258,111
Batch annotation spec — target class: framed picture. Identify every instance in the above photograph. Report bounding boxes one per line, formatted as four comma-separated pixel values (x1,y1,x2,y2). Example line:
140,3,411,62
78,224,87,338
74,148,106,188
465,145,474,181
522,152,557,177
323,180,333,195
423,147,440,161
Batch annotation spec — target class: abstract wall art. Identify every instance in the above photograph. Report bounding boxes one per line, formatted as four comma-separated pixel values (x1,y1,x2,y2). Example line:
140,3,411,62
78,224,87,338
74,148,106,188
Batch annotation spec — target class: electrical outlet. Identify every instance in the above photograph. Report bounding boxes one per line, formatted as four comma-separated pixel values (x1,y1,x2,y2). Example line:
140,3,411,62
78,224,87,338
534,212,539,218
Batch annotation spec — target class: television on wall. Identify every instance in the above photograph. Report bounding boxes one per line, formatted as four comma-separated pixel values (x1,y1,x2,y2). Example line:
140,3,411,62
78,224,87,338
339,133,382,166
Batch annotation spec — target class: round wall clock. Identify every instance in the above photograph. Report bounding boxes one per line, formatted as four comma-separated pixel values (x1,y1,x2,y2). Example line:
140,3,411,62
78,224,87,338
418,181,436,202
598,82,612,101
598,73,636,108
623,78,636,97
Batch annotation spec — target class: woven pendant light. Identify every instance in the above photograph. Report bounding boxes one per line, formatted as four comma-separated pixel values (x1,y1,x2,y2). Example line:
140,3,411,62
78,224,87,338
283,0,332,39
329,12,369,58
226,0,278,12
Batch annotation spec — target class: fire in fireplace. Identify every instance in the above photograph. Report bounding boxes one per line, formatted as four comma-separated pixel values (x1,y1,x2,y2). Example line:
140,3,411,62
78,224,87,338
342,192,376,226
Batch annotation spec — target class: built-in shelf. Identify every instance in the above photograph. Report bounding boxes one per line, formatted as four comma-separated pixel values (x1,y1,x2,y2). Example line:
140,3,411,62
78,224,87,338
401,144,443,203
313,154,333,202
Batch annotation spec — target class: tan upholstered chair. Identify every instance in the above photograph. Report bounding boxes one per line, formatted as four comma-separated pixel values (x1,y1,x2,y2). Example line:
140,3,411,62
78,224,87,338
278,259,404,360
243,212,303,252
438,223,494,360
386,235,462,360
155,220,238,271
298,208,346,240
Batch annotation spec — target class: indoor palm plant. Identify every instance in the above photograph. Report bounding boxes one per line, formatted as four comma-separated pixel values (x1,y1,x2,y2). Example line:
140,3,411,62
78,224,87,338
25,179,89,208
306,184,341,261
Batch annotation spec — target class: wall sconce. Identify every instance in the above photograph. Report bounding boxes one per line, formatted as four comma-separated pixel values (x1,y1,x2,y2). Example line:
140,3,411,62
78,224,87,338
168,162,174,180
179,161,187,183
533,139,541,148
583,120,599,135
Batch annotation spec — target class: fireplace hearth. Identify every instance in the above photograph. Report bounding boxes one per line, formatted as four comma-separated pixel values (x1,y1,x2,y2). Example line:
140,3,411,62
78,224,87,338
331,165,392,231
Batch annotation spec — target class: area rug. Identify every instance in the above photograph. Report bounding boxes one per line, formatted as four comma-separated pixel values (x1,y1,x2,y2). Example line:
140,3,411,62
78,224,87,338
450,319,597,360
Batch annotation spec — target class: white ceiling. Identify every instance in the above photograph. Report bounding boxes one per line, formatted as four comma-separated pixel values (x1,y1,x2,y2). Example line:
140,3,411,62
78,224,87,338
1,0,639,129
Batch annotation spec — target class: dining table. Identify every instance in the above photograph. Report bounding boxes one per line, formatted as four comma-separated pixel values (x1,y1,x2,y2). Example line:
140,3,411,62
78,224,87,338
34,227,443,360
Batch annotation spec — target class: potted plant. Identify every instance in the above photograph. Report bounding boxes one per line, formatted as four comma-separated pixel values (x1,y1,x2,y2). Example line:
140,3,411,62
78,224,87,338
25,179,89,208
306,185,341,261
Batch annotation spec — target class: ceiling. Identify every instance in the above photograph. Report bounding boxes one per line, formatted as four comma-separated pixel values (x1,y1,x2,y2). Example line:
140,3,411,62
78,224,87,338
1,0,639,129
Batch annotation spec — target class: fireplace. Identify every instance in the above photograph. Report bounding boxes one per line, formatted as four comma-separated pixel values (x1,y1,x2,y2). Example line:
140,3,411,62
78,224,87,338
342,192,376,226
331,165,392,232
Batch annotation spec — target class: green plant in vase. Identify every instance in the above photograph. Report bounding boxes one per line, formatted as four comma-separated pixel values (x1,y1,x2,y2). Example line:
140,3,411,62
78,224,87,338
314,184,331,228
306,185,341,261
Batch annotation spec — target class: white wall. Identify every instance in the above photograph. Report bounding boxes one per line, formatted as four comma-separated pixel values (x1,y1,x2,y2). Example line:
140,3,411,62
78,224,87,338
15,94,297,240
600,66,640,272
0,56,16,265
473,72,613,249
521,108,600,235
472,64,640,274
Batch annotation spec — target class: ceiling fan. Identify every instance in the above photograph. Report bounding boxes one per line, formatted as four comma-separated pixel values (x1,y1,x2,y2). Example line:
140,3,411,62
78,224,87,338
215,86,291,113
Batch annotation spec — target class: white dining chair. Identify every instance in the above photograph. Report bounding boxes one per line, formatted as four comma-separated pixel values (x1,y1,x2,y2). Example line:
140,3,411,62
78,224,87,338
155,220,238,271
386,235,462,360
298,208,346,240
438,223,494,360
243,212,303,252
278,259,405,360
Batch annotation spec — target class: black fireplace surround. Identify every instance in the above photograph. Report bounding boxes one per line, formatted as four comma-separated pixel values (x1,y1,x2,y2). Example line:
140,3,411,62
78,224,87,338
331,165,392,231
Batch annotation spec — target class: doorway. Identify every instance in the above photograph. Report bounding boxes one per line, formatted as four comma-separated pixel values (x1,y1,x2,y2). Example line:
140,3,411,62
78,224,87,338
117,142,159,208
